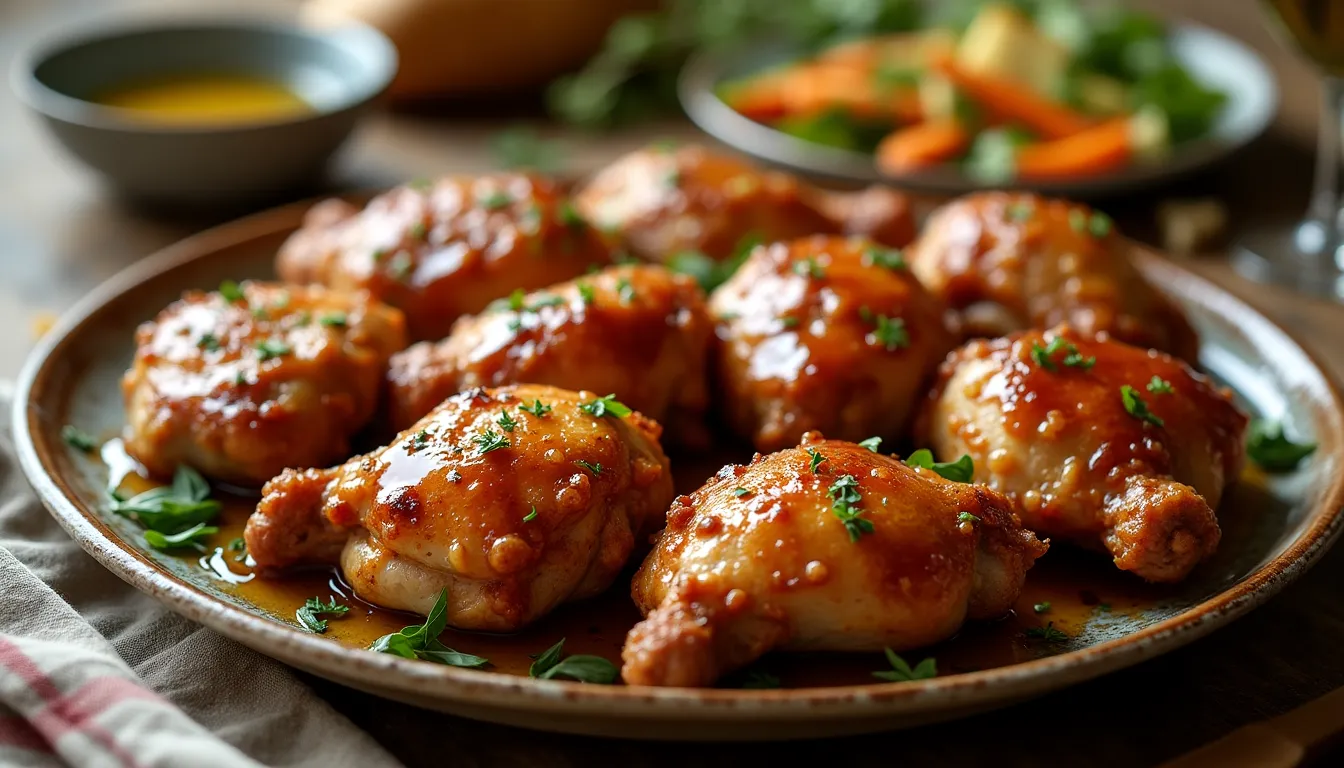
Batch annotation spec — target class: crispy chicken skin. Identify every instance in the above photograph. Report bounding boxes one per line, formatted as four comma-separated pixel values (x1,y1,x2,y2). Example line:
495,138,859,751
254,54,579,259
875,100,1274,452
708,235,955,452
922,326,1247,583
386,265,713,433
245,384,675,632
575,144,915,262
622,435,1046,687
277,173,611,341
121,282,406,487
907,192,1199,361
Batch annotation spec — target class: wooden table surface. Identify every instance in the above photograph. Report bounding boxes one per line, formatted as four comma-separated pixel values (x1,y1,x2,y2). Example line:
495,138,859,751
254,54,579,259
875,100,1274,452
4,1,1344,766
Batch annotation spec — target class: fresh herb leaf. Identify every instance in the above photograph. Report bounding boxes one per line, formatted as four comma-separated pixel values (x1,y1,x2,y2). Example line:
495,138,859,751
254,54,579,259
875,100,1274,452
1247,420,1317,472
733,487,750,498
110,466,221,534
1034,602,1052,614
370,589,489,667
527,639,618,684
1069,208,1088,233
254,339,291,361
870,314,909,351
474,430,511,455
957,511,980,524
497,409,519,432
523,506,538,523
616,278,636,304
863,246,906,271
665,233,758,292
780,316,800,329
858,436,882,453
296,596,349,634
219,280,245,303
197,333,221,352
408,429,431,454
1007,201,1035,221
318,312,348,328
806,447,826,473
873,648,936,682
519,399,552,417
1025,622,1069,643
490,126,564,173
827,474,873,542
143,522,218,552
579,394,632,418
964,127,1033,183
1031,337,1094,371
573,459,603,475
388,251,415,281
558,200,587,230
407,222,427,240
905,449,974,483
62,425,98,452
576,282,595,305
228,537,245,552
1089,211,1113,238
793,257,825,279
1146,376,1174,394
1120,385,1164,427
479,190,513,210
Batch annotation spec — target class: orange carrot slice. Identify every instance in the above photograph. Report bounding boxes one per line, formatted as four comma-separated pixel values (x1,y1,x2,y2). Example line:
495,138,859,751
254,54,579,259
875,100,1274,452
1015,119,1132,179
931,56,1090,139
876,120,970,173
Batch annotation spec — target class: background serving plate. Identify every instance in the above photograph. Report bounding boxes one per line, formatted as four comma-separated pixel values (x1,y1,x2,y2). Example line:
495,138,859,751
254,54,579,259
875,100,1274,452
11,199,1344,740
680,23,1278,197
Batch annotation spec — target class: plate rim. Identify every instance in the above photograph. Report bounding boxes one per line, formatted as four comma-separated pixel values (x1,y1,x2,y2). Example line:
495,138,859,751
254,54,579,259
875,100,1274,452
10,202,1344,726
678,21,1280,197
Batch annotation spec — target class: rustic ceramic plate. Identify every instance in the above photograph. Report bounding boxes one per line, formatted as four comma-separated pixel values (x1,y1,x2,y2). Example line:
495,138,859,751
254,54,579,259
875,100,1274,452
11,200,1344,740
679,23,1278,197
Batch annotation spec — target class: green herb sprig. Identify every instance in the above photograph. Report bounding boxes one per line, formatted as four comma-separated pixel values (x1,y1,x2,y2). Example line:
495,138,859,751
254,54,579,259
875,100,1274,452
873,649,936,682
528,639,618,684
904,449,973,483
370,589,489,668
297,596,349,634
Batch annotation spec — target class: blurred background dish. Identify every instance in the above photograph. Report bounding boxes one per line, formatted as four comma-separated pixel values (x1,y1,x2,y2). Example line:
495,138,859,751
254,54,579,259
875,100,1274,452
11,18,396,205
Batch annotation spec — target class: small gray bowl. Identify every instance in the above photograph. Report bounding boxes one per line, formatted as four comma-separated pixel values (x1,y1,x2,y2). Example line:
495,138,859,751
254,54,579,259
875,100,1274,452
12,18,397,205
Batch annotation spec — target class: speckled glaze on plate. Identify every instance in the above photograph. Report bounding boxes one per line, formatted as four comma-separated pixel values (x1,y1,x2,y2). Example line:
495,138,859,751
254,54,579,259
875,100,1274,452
11,200,1344,740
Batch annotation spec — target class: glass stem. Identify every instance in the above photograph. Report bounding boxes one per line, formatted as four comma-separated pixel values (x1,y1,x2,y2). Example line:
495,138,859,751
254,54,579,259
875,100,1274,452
1306,76,1344,266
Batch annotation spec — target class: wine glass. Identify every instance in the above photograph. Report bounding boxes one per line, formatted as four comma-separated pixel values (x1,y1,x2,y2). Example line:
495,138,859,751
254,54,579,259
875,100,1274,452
1234,0,1344,300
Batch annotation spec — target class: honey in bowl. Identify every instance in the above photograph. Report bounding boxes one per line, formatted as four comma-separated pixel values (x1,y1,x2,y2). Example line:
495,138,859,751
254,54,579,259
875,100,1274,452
92,73,312,125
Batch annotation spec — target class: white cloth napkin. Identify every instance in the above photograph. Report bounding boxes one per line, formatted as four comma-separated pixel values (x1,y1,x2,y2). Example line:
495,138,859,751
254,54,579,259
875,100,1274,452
0,381,401,768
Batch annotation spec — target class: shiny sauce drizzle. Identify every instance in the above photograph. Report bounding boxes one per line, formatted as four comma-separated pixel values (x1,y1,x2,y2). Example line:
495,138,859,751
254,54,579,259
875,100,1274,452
99,439,1223,687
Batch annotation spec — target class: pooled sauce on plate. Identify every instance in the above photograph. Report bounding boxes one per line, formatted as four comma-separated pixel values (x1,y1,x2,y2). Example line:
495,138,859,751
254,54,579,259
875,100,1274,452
101,438,1181,687
92,74,311,125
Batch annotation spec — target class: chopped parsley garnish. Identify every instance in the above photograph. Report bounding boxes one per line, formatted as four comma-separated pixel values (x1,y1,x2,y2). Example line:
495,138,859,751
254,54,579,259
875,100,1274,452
530,294,566,309
905,449,974,483
143,522,218,552
523,506,538,523
229,537,248,562
870,314,909,351
1247,420,1317,471
576,282,595,305
827,474,873,542
1025,622,1068,643
616,278,635,305
254,339,291,361
741,669,782,689
519,399,552,417
573,459,603,475
219,280,245,302
780,316,800,329
110,465,221,540
251,307,270,321
408,429,431,453
732,487,750,498
806,447,825,473
579,394,632,418
863,246,906,271
872,649,936,682
1089,211,1113,237
665,232,759,292
1068,208,1088,233
497,409,519,432
318,312,348,328
558,200,586,229
858,436,882,453
234,371,249,386
793,257,825,279
1031,337,1094,371
528,638,618,684
408,221,427,240
370,589,489,668
372,248,388,262
1120,385,1164,427
296,596,349,634
508,289,526,312
957,511,980,524
1006,201,1035,221
1034,601,1052,614
474,430,511,455
479,190,513,210
197,333,221,352
1146,376,1174,394
61,425,97,453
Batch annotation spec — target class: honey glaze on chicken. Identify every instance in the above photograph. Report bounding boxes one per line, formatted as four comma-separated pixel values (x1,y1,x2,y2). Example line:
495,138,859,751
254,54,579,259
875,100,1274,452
244,384,674,632
923,326,1247,583
622,435,1047,687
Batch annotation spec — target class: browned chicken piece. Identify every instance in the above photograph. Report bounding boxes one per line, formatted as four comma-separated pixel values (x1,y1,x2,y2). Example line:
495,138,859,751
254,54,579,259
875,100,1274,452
622,435,1046,687
574,143,915,263
709,235,955,452
245,384,674,631
922,326,1247,583
121,281,406,487
277,173,611,342
386,265,713,436
906,192,1199,362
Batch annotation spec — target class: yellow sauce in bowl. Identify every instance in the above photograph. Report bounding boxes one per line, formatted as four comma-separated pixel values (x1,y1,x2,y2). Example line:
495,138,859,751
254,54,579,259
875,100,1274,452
93,74,312,125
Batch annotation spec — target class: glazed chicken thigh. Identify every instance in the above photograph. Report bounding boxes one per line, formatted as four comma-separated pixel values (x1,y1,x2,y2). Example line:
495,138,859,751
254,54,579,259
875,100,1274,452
709,235,955,452
277,173,611,341
623,436,1046,687
386,265,712,433
245,384,674,631
907,192,1199,361
575,144,915,262
122,281,406,487
923,326,1247,582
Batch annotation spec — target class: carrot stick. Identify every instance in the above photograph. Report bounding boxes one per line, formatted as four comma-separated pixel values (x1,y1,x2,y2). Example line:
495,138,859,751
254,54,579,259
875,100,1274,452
1014,119,1132,179
931,56,1090,139
876,120,970,173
